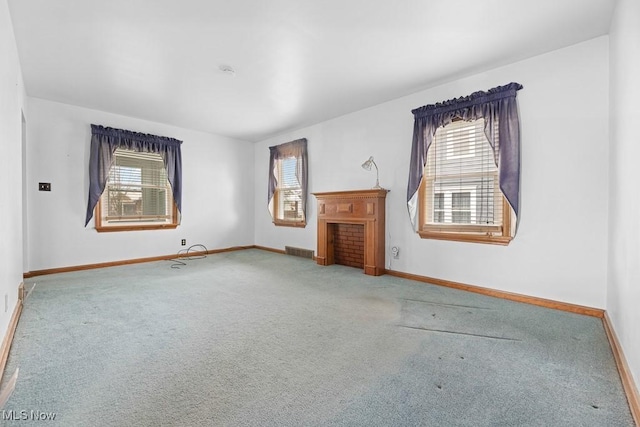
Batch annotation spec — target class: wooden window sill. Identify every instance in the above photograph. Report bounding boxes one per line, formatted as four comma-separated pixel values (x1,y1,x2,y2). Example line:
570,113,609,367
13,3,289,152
96,224,178,233
418,230,511,246
273,220,307,228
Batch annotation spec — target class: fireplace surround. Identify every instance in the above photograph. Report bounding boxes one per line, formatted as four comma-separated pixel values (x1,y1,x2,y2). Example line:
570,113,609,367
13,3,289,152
312,189,388,276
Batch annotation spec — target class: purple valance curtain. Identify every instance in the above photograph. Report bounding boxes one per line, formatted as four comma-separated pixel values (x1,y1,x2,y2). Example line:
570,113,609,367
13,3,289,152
406,82,523,231
267,138,308,220
85,124,183,226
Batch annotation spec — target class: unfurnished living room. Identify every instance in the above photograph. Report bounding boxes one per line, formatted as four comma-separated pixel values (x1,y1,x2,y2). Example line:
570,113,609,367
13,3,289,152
1,0,639,426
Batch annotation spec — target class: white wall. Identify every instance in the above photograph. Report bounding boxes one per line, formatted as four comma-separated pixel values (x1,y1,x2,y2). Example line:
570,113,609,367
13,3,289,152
255,36,610,309
26,98,255,271
0,0,26,339
608,0,640,391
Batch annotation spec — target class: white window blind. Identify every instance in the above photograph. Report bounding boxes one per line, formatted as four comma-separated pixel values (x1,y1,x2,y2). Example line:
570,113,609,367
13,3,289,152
276,156,303,221
101,149,173,224
423,118,503,232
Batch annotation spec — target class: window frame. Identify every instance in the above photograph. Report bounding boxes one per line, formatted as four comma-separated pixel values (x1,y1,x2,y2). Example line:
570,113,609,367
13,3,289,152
272,155,306,228
268,138,308,229
417,118,513,246
95,149,179,233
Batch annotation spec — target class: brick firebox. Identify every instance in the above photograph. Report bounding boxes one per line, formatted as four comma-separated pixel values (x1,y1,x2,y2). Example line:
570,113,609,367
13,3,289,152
333,223,365,268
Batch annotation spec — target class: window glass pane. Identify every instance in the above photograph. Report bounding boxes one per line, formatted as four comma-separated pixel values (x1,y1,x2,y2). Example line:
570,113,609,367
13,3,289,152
452,192,470,209
452,211,471,224
476,178,496,225
101,149,173,225
433,192,444,223
452,191,471,224
277,156,303,221
423,118,502,230
434,192,444,209
281,189,302,220
281,157,299,188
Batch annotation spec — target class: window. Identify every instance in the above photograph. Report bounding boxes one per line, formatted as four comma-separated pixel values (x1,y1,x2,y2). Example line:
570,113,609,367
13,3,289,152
268,138,308,227
85,125,182,229
274,156,304,224
419,118,513,244
407,83,522,244
95,149,178,231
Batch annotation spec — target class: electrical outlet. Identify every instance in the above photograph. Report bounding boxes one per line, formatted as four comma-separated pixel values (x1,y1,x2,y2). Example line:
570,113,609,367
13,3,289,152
181,239,186,246
391,246,400,259
38,182,51,191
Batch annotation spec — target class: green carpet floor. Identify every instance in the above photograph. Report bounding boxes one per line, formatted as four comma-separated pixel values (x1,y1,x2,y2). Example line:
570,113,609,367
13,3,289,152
0,249,634,426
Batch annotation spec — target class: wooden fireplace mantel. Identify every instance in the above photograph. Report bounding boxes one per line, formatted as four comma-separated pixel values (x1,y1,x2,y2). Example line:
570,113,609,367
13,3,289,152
313,189,389,276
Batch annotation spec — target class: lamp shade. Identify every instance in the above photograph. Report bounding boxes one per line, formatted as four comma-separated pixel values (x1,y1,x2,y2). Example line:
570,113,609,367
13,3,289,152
361,156,374,171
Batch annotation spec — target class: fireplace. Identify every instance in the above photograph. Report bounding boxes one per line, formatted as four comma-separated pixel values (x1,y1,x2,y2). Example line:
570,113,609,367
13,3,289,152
312,189,388,276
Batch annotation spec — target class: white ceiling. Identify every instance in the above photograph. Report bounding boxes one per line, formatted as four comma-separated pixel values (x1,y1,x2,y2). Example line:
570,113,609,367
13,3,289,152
8,0,615,142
